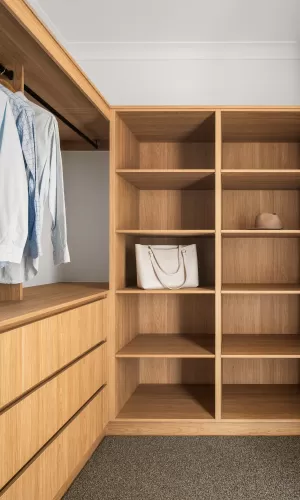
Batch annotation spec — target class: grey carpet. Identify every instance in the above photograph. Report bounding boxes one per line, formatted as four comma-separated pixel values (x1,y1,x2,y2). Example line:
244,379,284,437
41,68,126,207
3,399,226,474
63,436,300,500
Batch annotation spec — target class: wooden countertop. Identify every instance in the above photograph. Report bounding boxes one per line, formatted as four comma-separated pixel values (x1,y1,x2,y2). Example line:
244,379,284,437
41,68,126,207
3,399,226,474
0,282,109,333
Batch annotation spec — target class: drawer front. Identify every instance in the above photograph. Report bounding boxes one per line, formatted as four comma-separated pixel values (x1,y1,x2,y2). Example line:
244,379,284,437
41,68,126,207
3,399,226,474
2,387,108,500
0,343,107,488
0,298,107,409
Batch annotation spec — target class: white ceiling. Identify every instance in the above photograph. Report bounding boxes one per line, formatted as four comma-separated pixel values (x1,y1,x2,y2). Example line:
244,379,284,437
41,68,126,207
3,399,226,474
29,0,300,43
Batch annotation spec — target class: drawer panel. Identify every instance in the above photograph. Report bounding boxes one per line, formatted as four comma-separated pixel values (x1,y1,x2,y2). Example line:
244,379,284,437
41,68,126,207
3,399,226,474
0,298,107,408
2,387,108,500
0,343,107,488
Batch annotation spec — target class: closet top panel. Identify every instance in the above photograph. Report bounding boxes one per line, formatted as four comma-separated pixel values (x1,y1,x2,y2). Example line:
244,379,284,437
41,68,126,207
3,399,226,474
0,0,110,149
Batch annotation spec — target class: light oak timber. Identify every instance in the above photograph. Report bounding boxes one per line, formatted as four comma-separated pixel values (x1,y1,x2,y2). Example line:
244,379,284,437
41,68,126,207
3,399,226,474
222,358,300,385
222,385,300,420
222,295,300,335
117,384,215,420
138,190,215,230
0,284,23,301
0,282,108,333
222,170,300,190
215,110,222,420
1,387,108,500
116,169,215,189
222,144,300,171
0,344,107,488
0,299,107,410
222,335,300,358
222,284,300,294
53,432,105,500
139,358,214,385
117,111,215,141
116,287,215,294
223,237,300,285
222,230,300,238
116,295,215,354
222,189,300,230
116,334,215,358
0,0,110,145
222,112,300,142
139,142,215,171
106,420,300,436
117,229,215,236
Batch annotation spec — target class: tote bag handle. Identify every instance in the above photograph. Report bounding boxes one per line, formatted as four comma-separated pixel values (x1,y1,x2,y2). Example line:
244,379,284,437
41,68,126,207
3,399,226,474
148,245,187,289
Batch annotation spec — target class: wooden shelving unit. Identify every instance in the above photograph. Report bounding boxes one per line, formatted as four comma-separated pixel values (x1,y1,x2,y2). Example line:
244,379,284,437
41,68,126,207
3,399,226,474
222,284,300,294
116,229,215,236
117,385,215,420
110,107,300,433
116,169,215,190
222,385,300,420
117,334,215,358
222,335,300,358
116,287,215,294
222,230,300,238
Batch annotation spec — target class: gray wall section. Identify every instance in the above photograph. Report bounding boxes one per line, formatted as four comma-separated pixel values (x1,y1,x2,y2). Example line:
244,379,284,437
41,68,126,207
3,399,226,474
25,151,109,287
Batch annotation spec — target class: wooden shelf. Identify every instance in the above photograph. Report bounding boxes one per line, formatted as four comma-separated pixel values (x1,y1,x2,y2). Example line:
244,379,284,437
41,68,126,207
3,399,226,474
116,170,215,190
117,229,215,237
222,385,300,420
116,334,215,358
117,384,215,420
116,287,215,294
222,230,300,238
222,170,300,190
222,284,300,294
222,335,300,358
0,283,108,333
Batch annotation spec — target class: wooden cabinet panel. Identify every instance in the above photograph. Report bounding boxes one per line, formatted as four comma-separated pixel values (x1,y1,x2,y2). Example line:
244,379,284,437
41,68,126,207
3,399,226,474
0,299,107,409
0,344,107,489
1,388,108,500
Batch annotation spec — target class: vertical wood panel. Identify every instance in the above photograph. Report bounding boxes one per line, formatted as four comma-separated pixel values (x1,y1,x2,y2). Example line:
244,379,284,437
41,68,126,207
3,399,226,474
215,111,222,420
109,112,117,420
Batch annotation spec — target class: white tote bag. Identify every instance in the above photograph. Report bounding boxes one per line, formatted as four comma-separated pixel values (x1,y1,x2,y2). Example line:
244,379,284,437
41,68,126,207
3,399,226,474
135,244,199,290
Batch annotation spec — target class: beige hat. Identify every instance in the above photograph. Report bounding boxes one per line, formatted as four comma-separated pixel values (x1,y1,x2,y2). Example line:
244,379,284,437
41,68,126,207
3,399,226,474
254,212,283,230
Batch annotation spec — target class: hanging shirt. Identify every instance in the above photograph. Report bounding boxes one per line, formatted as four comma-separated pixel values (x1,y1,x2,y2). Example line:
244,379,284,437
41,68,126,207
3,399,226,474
0,91,28,264
0,84,40,259
0,95,70,283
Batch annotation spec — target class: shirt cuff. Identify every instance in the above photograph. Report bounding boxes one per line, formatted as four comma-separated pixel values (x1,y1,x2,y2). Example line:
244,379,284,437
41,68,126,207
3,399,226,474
53,245,70,266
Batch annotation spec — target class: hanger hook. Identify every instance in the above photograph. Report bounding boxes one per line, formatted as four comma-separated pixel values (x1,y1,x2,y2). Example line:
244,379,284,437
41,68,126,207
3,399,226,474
0,68,6,76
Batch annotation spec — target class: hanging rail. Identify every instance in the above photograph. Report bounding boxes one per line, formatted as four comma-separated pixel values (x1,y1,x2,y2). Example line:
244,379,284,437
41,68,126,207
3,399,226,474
0,63,99,150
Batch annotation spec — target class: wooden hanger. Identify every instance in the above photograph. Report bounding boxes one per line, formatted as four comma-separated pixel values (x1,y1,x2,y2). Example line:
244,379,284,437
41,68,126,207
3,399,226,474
0,78,15,92
0,71,15,92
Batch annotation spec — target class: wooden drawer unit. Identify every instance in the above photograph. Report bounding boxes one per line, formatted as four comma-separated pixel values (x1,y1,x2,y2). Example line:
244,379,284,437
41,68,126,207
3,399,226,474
1,387,108,500
0,298,107,409
0,343,107,489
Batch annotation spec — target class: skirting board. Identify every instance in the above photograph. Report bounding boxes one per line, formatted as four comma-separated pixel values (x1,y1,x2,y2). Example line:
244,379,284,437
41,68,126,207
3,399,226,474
106,421,300,436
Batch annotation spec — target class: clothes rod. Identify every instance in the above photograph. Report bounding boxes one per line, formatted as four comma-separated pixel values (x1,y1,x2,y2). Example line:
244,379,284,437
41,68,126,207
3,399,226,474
0,63,99,150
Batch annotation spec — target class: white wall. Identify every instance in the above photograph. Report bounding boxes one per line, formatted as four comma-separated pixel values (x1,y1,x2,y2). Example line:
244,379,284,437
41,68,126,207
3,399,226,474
78,59,300,106
26,151,109,287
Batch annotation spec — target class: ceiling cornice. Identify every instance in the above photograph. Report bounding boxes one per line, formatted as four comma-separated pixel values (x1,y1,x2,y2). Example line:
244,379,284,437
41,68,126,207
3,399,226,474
25,2,300,62
67,41,300,61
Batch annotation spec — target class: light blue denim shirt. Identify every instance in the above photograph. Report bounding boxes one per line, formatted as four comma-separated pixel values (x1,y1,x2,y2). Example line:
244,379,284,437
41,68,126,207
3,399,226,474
0,85,40,259
0,96,70,283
